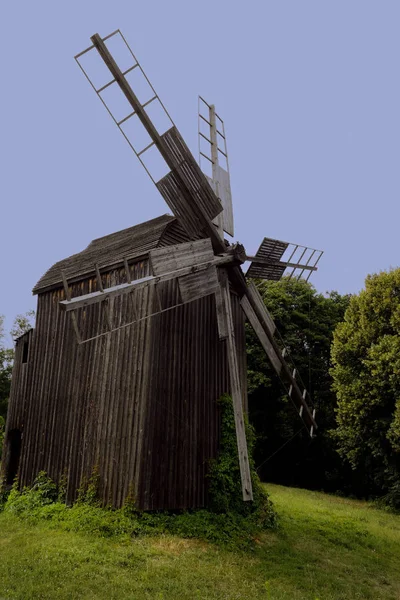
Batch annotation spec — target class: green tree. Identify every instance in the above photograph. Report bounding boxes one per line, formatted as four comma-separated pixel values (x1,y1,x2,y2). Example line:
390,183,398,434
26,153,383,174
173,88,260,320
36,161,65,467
331,269,400,507
247,278,350,491
10,310,35,340
0,316,13,422
0,311,35,422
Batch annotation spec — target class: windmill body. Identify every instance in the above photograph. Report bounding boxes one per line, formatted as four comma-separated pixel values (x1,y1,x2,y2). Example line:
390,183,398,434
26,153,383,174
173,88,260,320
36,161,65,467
1,30,321,508
2,216,247,509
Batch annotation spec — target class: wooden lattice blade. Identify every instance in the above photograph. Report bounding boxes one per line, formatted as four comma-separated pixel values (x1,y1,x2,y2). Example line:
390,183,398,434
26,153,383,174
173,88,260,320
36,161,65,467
76,32,225,254
246,237,323,281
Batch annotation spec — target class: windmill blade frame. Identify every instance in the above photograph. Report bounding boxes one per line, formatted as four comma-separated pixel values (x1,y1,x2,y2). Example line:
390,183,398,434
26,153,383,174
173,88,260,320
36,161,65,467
246,237,323,281
75,31,225,254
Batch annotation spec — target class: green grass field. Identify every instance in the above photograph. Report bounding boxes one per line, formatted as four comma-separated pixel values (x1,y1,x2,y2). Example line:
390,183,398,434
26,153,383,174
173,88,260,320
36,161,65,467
0,484,399,599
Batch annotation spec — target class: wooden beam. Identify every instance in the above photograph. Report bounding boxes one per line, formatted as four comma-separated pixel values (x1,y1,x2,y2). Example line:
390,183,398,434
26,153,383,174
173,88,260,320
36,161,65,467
245,256,318,272
219,269,253,501
242,279,317,432
150,239,214,276
214,286,228,340
61,271,81,343
95,263,113,330
246,281,276,336
178,266,219,304
229,266,317,432
240,296,282,374
60,254,236,312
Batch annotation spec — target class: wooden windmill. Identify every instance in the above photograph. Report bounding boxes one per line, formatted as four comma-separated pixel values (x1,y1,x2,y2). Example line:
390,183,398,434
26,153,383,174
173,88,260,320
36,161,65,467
69,30,323,502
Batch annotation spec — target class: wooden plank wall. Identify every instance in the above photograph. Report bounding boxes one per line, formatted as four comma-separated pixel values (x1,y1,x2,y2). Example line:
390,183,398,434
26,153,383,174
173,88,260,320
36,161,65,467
138,282,246,510
5,260,247,510
15,260,154,507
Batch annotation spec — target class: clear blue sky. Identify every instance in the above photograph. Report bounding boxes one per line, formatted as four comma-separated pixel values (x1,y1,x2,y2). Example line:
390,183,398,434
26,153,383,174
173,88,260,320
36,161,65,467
1,1,399,341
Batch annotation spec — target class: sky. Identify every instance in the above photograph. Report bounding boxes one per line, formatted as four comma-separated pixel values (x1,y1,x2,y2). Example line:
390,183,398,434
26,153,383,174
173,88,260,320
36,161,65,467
1,1,399,342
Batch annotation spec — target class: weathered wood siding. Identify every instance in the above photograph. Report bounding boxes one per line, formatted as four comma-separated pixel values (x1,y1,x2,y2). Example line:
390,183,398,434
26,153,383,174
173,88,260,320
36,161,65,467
15,260,154,507
4,259,246,510
138,280,246,510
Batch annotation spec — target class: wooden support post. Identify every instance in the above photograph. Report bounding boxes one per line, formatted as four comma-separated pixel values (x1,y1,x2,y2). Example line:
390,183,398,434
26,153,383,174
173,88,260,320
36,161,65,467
124,258,138,320
219,269,253,502
214,286,228,340
61,271,81,343
95,264,113,331
123,258,131,284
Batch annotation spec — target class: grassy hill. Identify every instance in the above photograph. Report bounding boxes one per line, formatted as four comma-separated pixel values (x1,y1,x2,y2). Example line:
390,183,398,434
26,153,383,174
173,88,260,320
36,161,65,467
0,484,399,599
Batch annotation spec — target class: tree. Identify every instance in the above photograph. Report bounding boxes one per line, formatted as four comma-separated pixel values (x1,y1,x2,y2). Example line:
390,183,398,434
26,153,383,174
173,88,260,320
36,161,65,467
247,278,350,491
0,316,13,421
0,311,35,422
10,310,35,340
331,269,400,507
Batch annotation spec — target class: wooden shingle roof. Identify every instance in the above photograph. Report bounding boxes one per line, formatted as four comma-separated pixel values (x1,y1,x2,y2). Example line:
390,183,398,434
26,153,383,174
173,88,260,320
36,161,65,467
33,214,180,294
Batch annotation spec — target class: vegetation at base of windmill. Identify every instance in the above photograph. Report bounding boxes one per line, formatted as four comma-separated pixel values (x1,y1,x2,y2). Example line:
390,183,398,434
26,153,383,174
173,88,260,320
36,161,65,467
76,464,101,505
207,393,276,529
1,485,400,600
331,268,400,510
0,398,276,547
246,277,351,493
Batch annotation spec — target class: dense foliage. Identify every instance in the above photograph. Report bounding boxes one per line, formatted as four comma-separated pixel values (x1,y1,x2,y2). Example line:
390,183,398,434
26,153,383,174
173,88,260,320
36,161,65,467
247,277,350,491
0,312,35,458
331,269,400,508
208,394,276,529
0,312,35,419
0,316,13,422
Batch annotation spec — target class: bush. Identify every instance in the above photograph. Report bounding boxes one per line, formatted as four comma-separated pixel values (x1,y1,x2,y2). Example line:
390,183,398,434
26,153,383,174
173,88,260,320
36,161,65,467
208,394,276,530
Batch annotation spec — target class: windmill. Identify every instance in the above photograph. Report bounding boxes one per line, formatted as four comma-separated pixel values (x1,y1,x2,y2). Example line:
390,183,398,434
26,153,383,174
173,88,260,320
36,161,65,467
69,30,323,502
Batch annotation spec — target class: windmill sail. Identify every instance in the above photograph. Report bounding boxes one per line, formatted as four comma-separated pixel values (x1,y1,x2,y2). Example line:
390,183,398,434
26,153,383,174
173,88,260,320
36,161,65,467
198,96,234,237
246,238,323,281
75,31,225,254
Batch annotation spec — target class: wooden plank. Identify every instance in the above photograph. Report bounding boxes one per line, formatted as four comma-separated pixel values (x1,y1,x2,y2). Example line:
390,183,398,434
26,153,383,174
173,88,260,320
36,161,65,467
240,296,282,374
150,239,214,276
178,265,219,304
61,271,81,343
214,285,228,340
246,281,276,336
219,269,253,502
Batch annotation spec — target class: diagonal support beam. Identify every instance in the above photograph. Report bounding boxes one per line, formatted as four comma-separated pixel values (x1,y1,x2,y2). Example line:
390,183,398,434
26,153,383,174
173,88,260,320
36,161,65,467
219,269,253,501
230,266,317,434
61,271,81,343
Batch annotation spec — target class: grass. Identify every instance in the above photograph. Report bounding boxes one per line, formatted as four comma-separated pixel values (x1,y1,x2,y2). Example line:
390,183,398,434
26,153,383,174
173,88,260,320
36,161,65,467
0,484,400,599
